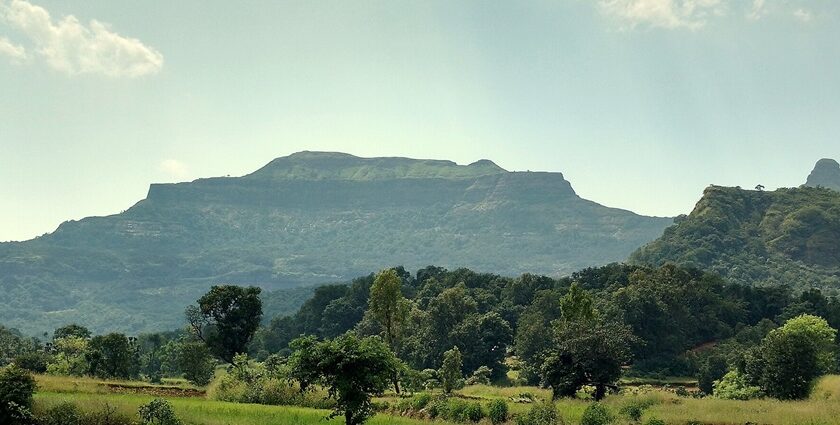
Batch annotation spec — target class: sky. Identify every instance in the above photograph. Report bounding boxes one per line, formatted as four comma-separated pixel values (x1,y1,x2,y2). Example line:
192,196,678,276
1,0,839,242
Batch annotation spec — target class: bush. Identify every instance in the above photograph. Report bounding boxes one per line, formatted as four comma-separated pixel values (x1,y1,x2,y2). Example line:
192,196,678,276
40,402,82,425
138,398,181,425
643,419,666,425
464,402,484,423
619,398,656,422
465,365,493,386
488,399,509,425
516,400,559,425
712,370,762,400
411,392,432,410
580,402,613,425
0,364,36,425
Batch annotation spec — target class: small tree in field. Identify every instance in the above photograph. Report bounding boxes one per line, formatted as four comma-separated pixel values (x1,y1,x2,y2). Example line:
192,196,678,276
440,346,464,394
186,285,263,363
288,333,400,425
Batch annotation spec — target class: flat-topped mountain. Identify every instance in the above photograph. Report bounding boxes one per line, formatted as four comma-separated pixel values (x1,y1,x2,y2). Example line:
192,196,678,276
806,158,840,191
0,152,672,334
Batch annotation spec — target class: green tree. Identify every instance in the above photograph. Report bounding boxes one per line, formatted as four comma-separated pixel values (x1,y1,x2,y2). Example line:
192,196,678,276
46,336,89,376
53,324,91,341
86,333,138,379
451,312,512,380
367,269,410,349
440,346,464,394
540,319,635,400
746,314,838,400
0,364,36,425
176,341,216,386
697,354,728,395
560,283,596,323
186,285,263,363
288,333,400,425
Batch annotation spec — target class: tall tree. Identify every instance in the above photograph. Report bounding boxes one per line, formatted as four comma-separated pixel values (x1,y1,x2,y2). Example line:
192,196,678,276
86,333,137,379
186,285,263,363
440,346,464,394
288,333,400,425
367,269,409,349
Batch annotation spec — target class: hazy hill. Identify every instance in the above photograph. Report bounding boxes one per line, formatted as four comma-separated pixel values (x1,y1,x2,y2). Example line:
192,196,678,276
806,158,840,191
0,151,671,334
630,185,840,288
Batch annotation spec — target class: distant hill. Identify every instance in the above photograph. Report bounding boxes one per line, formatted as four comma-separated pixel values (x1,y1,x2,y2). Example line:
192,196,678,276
630,185,840,288
806,158,840,191
0,151,672,334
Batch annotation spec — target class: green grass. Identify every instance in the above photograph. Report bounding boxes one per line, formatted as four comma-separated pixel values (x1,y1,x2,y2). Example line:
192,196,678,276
32,374,840,425
35,392,450,425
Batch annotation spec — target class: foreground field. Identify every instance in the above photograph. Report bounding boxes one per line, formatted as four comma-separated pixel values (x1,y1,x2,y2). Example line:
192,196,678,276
32,374,840,425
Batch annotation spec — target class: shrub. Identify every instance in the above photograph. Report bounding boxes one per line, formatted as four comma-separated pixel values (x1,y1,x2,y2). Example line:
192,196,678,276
40,402,82,425
411,392,432,410
515,400,559,425
464,402,484,423
466,365,493,385
644,419,666,425
580,402,613,425
0,364,36,425
138,398,181,425
488,399,509,425
712,370,762,400
619,398,656,422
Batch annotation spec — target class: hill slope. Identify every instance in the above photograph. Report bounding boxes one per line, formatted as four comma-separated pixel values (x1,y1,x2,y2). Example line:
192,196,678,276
630,185,840,288
806,158,840,191
0,151,672,334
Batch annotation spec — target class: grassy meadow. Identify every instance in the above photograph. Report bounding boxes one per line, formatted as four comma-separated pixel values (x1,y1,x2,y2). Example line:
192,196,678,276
30,374,840,425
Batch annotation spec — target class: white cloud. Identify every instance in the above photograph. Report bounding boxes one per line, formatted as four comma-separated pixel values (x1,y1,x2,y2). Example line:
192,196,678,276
793,8,813,22
0,35,24,61
160,159,190,180
747,0,766,20
598,0,725,30
0,0,162,77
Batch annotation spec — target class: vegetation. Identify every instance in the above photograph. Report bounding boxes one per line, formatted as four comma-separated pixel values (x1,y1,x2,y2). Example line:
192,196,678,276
186,285,263,363
0,364,36,424
631,185,840,288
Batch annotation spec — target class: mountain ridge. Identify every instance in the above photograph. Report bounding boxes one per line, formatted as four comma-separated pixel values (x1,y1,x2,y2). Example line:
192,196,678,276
0,152,672,334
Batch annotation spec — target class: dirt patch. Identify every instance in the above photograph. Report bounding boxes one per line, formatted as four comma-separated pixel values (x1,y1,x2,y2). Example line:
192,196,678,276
103,383,205,398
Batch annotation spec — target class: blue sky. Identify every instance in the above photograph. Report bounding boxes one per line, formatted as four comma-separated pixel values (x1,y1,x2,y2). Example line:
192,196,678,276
1,0,839,241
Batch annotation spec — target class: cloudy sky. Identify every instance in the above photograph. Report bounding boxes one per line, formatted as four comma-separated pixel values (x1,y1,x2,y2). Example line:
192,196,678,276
1,0,839,241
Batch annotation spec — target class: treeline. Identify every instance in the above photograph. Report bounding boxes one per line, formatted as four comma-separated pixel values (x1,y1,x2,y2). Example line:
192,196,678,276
252,263,840,380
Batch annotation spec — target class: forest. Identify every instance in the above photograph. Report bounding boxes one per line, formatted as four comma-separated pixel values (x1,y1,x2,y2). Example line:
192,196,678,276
4,262,840,425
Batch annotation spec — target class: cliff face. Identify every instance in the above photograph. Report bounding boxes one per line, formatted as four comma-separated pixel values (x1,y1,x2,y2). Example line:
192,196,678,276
0,152,671,334
806,158,840,191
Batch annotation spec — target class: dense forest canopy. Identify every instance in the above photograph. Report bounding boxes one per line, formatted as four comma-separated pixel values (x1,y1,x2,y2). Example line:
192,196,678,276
630,185,840,290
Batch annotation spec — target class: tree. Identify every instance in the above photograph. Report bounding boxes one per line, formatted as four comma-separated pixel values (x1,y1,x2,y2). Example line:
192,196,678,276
752,314,836,399
560,283,596,323
176,341,216,386
367,269,410,349
47,336,89,376
697,354,728,395
288,333,400,425
439,346,464,394
53,324,91,341
86,333,138,379
0,365,36,425
540,286,636,400
186,285,263,363
451,312,512,379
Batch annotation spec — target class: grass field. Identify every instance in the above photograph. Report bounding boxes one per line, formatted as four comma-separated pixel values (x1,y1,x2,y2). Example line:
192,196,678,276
31,374,840,424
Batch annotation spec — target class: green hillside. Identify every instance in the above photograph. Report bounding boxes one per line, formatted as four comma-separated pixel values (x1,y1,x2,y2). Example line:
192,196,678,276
630,185,840,289
0,152,671,334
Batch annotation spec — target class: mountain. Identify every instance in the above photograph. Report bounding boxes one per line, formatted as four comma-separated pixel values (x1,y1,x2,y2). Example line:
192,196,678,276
630,185,840,288
0,151,672,334
806,158,840,191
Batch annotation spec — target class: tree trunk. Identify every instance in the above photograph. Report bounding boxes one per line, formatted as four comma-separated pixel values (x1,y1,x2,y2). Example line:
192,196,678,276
345,409,353,425
594,383,606,401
